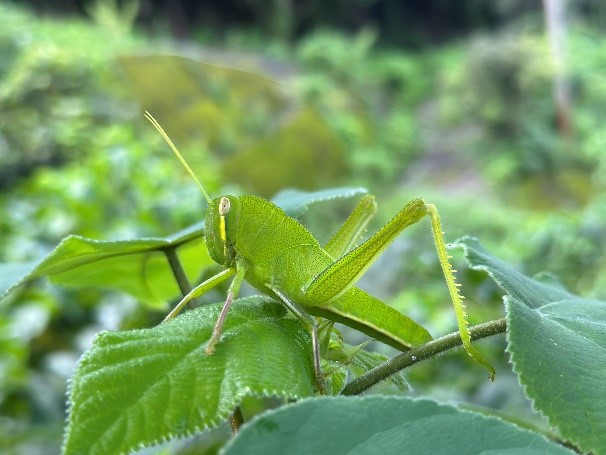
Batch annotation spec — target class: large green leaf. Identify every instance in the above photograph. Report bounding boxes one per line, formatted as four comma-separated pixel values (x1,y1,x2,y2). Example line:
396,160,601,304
223,396,573,454
1,187,366,305
118,55,291,149
454,236,573,308
0,233,212,309
63,296,314,455
455,236,606,455
120,56,348,196
222,109,347,197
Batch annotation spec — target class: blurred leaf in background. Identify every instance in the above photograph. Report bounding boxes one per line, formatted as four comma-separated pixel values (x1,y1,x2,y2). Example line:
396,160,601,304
118,55,347,196
439,30,599,209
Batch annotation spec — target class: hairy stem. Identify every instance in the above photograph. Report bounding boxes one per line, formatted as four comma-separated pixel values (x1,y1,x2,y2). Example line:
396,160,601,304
340,318,507,396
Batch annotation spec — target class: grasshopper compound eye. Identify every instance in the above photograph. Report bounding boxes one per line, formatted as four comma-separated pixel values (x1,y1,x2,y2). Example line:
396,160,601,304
219,197,231,216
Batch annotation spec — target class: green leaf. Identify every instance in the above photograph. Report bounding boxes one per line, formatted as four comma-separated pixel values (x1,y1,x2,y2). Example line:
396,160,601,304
63,296,314,455
223,396,573,454
1,234,213,308
222,109,347,197
0,262,39,301
272,187,368,218
455,236,606,455
506,297,606,454
454,236,573,308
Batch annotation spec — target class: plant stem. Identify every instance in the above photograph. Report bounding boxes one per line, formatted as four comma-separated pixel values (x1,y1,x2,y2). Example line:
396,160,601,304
340,317,507,396
163,246,196,309
230,405,245,433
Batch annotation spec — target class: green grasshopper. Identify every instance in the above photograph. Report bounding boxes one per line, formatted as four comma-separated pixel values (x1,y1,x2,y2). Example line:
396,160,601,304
145,112,494,391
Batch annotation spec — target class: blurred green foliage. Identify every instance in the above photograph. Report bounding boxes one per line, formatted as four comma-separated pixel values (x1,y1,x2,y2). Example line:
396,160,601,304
1,1,606,453
439,28,603,207
294,28,430,186
118,55,347,197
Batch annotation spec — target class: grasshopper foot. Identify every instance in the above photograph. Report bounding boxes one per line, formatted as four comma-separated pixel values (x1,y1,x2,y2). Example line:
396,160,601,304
205,336,219,355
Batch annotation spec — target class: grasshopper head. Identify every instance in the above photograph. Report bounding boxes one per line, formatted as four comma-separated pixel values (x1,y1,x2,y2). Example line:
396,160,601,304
205,195,241,266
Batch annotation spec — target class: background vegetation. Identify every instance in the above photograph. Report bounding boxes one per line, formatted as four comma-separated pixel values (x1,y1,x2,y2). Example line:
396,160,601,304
1,0,605,453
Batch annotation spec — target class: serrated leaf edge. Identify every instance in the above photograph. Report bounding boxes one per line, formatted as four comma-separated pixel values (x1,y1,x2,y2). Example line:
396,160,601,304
62,302,312,455
503,296,601,454
63,345,310,455
125,388,307,455
1,235,172,301
455,237,598,453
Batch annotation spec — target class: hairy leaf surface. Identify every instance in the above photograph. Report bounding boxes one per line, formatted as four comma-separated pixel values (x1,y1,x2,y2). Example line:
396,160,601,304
223,396,572,454
63,296,314,455
455,236,606,454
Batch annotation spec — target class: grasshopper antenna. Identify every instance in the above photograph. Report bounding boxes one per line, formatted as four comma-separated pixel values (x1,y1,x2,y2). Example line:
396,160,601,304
144,111,213,205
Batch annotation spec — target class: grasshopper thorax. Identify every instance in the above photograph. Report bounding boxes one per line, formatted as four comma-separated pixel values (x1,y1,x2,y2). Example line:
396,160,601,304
205,195,241,266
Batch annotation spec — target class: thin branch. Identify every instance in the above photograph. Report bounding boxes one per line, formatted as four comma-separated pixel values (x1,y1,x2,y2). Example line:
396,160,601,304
230,406,245,433
162,246,196,309
340,318,507,396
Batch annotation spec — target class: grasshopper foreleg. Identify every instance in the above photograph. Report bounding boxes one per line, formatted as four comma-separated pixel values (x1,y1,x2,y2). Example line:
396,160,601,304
205,289,235,355
164,268,235,322
205,260,248,355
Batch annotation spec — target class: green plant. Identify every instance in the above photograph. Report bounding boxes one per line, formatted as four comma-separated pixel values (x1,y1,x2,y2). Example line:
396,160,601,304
2,188,604,454
294,29,430,189
1,5,605,454
438,28,602,207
